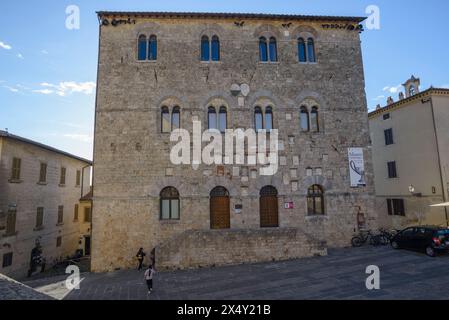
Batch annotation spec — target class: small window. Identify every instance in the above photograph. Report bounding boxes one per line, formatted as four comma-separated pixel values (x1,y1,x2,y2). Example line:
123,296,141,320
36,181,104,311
171,106,180,131
307,185,325,215
138,35,147,61
74,204,79,221
211,35,220,61
161,106,171,133
56,236,62,247
76,170,81,187
255,107,263,131
36,207,44,228
300,106,309,132
2,253,13,268
298,38,307,62
219,106,227,133
57,205,64,224
387,199,405,216
84,207,92,223
387,161,397,178
384,128,394,145
11,157,21,180
148,35,157,61
208,106,217,130
383,113,390,120
310,107,319,132
259,37,268,62
307,38,316,62
60,167,66,185
201,36,210,61
409,85,415,96
39,163,47,183
160,187,180,220
269,37,277,62
265,107,273,131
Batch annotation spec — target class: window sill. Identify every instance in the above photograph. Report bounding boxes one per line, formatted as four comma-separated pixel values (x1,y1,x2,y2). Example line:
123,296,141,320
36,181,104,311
34,226,44,231
298,62,318,65
8,179,23,184
37,182,48,186
305,215,328,221
2,232,18,238
159,219,180,225
59,184,66,188
73,219,79,223
56,223,64,227
136,60,157,63
258,61,280,65
200,60,222,64
75,185,81,188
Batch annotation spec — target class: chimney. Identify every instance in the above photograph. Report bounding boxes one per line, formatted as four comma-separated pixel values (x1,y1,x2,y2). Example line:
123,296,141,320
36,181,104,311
399,92,404,100
387,97,394,105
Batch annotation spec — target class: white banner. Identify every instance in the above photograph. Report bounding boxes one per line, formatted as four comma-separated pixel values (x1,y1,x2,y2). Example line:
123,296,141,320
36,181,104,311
348,148,366,187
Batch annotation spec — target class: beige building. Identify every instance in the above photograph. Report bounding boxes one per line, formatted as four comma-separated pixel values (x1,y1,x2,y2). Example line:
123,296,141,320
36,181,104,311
0,130,92,279
92,11,377,272
369,76,449,229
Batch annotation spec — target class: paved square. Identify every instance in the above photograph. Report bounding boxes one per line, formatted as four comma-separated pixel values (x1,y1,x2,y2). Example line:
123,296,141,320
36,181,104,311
26,246,449,300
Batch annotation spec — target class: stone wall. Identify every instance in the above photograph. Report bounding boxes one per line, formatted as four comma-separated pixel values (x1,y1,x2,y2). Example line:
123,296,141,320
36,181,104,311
155,227,327,270
92,13,377,272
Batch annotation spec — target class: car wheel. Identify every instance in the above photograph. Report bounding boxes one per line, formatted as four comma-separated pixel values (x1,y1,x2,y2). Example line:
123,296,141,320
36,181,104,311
391,241,400,249
425,246,436,257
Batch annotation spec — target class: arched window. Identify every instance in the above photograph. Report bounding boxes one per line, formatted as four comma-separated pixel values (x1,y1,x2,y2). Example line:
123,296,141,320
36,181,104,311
219,106,227,133
269,37,277,62
254,106,263,131
149,35,157,61
298,38,307,62
307,38,316,63
310,106,319,132
171,106,180,130
300,106,309,132
259,37,268,62
211,35,220,61
138,35,147,61
265,107,273,131
201,36,210,61
409,85,415,96
160,187,180,220
307,185,324,215
208,106,217,130
161,106,171,133
260,186,279,228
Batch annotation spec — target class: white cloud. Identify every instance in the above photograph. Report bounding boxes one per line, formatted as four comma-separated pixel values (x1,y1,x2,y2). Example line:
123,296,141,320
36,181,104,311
41,50,49,54
63,134,93,143
3,86,19,93
0,41,12,50
36,81,96,96
372,95,385,101
382,84,402,94
440,84,449,89
17,53,24,59
33,89,53,95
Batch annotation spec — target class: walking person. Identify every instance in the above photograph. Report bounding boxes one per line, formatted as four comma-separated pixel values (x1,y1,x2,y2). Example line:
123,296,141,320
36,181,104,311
144,265,156,294
136,248,146,271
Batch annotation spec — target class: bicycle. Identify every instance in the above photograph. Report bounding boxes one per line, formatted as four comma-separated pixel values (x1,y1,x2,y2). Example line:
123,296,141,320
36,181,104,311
351,230,384,247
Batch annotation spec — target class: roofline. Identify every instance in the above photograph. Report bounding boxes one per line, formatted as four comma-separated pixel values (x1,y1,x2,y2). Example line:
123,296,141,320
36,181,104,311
368,88,449,119
96,11,366,23
0,130,92,165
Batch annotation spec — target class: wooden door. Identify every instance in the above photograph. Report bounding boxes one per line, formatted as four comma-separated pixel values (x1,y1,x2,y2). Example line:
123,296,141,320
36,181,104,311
210,187,230,229
260,186,279,228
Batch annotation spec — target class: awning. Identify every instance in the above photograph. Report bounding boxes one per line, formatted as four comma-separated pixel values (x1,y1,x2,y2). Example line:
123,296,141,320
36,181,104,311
430,202,449,207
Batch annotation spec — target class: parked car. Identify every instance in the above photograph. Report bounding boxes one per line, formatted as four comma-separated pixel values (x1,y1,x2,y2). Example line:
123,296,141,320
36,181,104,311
391,226,449,257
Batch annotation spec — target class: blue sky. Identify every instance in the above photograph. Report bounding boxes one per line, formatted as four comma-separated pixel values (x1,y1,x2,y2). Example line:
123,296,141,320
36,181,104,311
1,0,448,160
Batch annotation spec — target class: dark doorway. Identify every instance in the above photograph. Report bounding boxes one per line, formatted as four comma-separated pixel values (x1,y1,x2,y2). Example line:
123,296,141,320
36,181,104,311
84,236,91,256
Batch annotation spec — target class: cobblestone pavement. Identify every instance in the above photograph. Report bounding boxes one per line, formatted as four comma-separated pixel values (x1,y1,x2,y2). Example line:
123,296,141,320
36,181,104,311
0,274,53,300
26,246,449,300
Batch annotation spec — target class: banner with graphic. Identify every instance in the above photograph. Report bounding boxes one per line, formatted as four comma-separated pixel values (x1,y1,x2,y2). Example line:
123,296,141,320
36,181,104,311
348,148,366,187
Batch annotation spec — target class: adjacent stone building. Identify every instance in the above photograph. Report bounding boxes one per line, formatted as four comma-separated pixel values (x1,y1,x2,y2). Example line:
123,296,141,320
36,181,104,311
92,11,377,272
369,77,449,229
0,130,92,279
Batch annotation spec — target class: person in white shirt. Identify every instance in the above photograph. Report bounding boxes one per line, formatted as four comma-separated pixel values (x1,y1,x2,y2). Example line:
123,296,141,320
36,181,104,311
144,265,156,294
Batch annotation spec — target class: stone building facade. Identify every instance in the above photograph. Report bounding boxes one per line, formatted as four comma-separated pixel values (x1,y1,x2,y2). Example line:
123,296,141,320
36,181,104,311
369,77,449,229
92,12,377,272
0,131,91,279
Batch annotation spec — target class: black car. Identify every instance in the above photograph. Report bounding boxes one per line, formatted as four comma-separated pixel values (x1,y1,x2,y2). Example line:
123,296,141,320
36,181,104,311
391,226,449,257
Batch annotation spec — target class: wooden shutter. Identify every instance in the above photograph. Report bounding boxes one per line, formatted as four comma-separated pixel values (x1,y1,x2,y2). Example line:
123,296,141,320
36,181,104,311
210,196,230,229
11,158,21,180
6,212,16,235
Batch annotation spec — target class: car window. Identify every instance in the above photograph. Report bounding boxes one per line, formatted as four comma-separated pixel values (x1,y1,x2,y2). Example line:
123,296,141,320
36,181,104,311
401,228,415,236
437,230,449,236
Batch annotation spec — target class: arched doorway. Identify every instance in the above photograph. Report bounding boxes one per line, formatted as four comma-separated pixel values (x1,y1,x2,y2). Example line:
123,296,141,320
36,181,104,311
260,186,279,228
210,186,230,229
